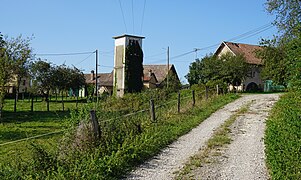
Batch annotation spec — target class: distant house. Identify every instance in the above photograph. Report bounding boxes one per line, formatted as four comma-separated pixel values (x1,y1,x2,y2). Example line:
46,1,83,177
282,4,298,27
80,70,113,97
81,64,180,97
143,64,180,89
215,41,264,91
6,75,30,95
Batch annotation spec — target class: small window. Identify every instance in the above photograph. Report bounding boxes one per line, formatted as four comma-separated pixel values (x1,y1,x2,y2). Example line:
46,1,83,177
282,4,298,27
23,80,26,86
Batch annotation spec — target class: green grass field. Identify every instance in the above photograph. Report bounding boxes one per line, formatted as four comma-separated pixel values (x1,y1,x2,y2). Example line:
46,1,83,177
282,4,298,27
0,97,88,164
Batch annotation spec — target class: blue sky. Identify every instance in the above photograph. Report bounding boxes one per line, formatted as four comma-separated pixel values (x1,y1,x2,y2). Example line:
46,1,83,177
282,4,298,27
1,0,277,83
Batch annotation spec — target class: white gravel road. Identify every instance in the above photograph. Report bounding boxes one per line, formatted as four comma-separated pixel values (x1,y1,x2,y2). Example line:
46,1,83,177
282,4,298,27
127,94,279,180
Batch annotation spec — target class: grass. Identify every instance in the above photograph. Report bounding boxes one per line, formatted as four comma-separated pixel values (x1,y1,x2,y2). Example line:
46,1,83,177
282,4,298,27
265,91,301,179
0,89,239,179
175,101,251,179
0,97,86,165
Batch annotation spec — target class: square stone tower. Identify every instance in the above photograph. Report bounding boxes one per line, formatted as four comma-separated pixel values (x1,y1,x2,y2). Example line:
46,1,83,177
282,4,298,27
113,34,145,97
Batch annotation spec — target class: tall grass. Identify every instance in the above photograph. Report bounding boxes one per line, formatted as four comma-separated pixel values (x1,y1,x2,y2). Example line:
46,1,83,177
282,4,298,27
0,88,239,179
265,91,301,179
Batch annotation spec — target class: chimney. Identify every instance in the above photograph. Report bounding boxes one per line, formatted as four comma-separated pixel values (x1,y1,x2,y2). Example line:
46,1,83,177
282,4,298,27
91,70,95,81
148,69,152,77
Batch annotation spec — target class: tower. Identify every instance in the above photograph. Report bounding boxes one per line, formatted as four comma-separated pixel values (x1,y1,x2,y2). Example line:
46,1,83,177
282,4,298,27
113,34,145,97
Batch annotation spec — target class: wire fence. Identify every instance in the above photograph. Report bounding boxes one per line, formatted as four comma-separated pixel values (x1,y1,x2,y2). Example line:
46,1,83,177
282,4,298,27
0,87,219,147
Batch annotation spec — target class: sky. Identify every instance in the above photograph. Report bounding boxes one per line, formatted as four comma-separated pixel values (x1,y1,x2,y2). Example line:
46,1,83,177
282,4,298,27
1,0,278,84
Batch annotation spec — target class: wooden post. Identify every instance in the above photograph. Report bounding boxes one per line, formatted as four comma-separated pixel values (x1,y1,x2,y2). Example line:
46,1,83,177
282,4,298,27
14,87,17,113
178,92,181,113
192,90,195,106
62,92,64,111
76,95,79,109
150,99,156,122
31,95,34,112
90,110,101,142
205,86,209,100
216,85,219,95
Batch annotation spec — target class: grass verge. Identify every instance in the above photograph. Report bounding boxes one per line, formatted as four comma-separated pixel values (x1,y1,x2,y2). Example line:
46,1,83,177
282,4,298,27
175,101,251,179
265,91,301,179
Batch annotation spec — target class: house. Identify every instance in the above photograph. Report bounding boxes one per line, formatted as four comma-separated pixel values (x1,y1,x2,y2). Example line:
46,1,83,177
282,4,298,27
215,41,264,91
81,64,180,97
6,75,30,94
143,64,180,89
80,70,113,97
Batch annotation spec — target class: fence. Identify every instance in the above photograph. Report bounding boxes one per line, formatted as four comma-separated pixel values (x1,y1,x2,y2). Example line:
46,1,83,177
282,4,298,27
0,86,219,148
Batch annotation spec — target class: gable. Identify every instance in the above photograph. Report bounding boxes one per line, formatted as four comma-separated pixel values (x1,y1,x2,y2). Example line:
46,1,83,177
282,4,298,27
215,42,263,65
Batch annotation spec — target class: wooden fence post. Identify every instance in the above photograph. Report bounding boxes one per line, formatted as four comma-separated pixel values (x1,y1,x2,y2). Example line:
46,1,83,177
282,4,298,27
150,99,156,122
216,85,219,95
205,86,209,100
31,95,34,112
178,92,181,113
192,90,195,106
90,110,101,142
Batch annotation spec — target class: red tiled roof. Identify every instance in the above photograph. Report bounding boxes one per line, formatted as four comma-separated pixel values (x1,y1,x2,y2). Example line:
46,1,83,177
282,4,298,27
217,42,263,65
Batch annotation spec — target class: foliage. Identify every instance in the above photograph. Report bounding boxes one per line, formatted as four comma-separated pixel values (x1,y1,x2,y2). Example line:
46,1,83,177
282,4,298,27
265,91,301,179
186,53,249,89
265,0,301,38
125,40,144,93
256,39,289,86
4,35,33,96
29,59,54,96
0,33,12,120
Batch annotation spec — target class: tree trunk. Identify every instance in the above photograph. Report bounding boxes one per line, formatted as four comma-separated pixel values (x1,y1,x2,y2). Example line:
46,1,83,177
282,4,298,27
46,90,50,112
61,91,64,111
14,87,17,112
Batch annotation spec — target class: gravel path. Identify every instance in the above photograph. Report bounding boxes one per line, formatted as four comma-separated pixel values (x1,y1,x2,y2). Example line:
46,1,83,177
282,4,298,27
127,94,278,180
187,94,280,180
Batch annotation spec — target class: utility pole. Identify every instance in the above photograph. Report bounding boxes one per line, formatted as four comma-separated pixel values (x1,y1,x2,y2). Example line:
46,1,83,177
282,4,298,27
167,46,169,89
95,49,98,103
194,48,201,60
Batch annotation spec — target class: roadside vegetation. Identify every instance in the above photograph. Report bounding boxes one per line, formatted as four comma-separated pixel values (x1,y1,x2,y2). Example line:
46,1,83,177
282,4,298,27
0,86,239,179
265,91,301,179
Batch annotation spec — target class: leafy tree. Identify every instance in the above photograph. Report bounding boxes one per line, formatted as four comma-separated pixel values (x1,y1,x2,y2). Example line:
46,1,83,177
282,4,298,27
4,35,33,101
186,53,249,90
29,59,55,99
266,0,301,38
0,33,12,120
257,39,289,86
219,53,250,87
185,58,205,85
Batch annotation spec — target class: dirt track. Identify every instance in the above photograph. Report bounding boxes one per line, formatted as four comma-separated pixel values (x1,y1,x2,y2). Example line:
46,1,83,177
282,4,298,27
126,94,280,180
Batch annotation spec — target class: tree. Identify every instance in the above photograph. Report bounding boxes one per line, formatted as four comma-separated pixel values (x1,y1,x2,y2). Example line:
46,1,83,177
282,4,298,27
0,33,12,120
257,39,289,87
29,59,55,99
185,58,205,85
4,35,33,101
219,53,250,87
186,53,249,90
266,0,301,38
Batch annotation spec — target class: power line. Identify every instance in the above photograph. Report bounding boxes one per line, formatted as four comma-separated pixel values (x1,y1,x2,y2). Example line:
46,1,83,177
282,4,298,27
75,52,95,65
140,0,147,34
36,51,94,56
118,0,128,33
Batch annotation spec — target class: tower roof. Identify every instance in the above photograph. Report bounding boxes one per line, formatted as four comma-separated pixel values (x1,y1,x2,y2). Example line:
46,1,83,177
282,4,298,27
113,34,145,39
